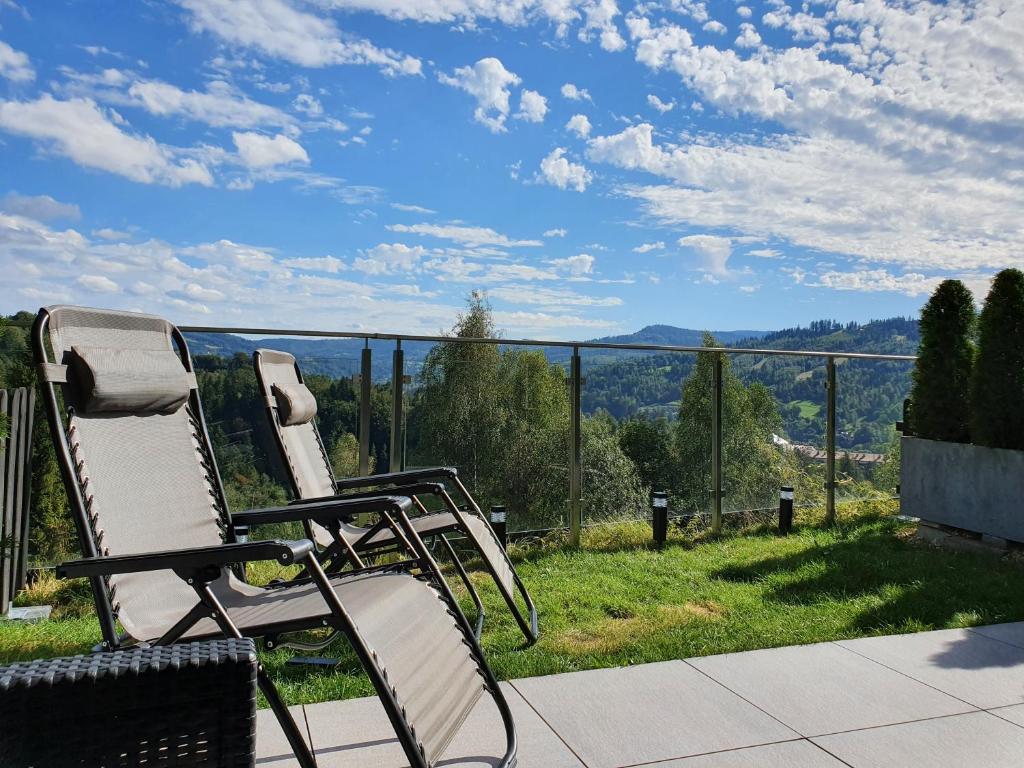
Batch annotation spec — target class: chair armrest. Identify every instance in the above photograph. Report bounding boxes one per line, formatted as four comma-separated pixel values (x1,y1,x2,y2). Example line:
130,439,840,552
332,467,458,491
234,495,414,527
287,483,446,507
57,540,314,579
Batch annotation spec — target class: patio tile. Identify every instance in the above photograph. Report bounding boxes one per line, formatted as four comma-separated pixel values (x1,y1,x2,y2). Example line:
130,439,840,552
837,628,1024,708
511,660,798,768
969,622,1024,649
812,711,1024,768
256,706,312,768
989,703,1024,729
688,641,973,736
643,740,847,767
303,682,584,767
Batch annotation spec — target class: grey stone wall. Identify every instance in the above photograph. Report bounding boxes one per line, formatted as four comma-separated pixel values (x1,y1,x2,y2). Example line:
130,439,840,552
901,436,1024,543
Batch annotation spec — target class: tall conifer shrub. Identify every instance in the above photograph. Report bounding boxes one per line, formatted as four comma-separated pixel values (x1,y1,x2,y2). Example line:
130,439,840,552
909,280,975,442
971,269,1024,449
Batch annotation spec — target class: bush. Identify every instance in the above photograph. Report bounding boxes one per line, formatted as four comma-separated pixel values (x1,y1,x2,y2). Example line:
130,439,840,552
971,269,1024,449
908,280,975,442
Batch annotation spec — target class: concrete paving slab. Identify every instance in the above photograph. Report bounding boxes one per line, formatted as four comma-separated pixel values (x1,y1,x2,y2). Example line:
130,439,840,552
812,711,1024,768
688,641,973,736
256,706,310,768
837,629,1024,709
989,703,1024,729
969,622,1024,649
511,660,798,768
303,682,583,767
643,740,846,767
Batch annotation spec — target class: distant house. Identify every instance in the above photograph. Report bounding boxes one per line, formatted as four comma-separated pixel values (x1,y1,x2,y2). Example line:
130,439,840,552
771,434,884,467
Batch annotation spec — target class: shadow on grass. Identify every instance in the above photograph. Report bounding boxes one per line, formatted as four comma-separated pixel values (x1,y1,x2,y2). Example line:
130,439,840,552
711,516,1024,636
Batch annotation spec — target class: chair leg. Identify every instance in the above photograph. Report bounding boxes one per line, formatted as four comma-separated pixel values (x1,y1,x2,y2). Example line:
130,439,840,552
258,666,319,768
440,534,485,639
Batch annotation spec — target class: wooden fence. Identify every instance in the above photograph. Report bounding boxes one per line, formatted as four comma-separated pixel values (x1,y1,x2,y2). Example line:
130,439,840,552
1,388,35,616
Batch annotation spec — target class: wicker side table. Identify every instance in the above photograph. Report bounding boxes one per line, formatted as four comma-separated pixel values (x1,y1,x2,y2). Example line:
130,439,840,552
0,638,258,768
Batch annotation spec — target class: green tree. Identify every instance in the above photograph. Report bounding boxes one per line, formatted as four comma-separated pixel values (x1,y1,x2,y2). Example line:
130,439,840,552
330,432,371,478
674,333,786,513
972,269,1024,449
873,429,901,494
909,280,975,442
618,417,674,492
486,349,568,524
415,292,503,491
582,415,648,522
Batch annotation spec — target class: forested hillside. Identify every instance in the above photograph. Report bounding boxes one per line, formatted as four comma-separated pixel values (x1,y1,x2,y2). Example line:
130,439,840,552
583,318,917,451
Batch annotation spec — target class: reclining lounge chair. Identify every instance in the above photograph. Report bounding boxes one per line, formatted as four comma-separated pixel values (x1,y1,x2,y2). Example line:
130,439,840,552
254,348,539,644
32,305,517,768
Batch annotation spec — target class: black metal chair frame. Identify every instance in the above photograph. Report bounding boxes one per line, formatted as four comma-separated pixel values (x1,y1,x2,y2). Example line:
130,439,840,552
32,309,517,768
253,351,539,644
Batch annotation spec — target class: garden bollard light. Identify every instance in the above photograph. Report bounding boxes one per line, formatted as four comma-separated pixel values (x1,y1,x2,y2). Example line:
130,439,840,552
490,505,508,550
652,491,669,548
779,486,794,535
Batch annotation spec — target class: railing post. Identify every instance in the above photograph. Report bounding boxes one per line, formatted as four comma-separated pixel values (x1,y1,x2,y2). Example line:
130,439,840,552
359,342,372,477
711,352,723,534
389,341,404,473
825,355,837,525
569,347,582,546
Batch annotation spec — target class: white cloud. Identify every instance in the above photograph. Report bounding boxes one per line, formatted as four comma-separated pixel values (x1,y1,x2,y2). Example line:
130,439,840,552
587,121,1024,272
0,95,214,186
550,253,594,275
280,254,345,272
0,211,476,334
292,93,322,116
92,227,131,241
560,83,591,102
747,247,781,259
578,0,626,52
678,234,734,279
646,94,674,113
538,147,592,192
566,113,591,137
1,193,80,221
515,88,548,123
489,284,621,307
128,78,296,129
544,227,568,237
816,269,939,297
734,22,761,48
736,6,751,19
313,0,628,55
702,20,727,34
391,202,437,214
233,131,309,168
77,274,120,293
183,282,226,302
0,40,33,82
353,242,426,274
439,57,521,132
176,0,422,76
632,241,664,253
387,222,542,247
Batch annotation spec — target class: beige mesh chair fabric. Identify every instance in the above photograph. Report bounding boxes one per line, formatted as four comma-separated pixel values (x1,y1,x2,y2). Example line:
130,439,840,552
255,349,522,611
40,306,493,766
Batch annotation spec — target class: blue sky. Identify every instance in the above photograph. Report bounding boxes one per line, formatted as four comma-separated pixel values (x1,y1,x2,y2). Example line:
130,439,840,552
1,0,1020,338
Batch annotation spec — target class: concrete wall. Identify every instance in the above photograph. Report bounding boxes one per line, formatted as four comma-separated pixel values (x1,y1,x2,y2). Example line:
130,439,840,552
901,436,1024,543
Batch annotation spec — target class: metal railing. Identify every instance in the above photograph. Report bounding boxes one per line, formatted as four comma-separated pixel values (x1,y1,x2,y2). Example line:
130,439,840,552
181,323,915,545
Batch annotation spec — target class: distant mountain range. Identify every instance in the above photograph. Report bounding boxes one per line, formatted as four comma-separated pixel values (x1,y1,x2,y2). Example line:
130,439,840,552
184,324,770,380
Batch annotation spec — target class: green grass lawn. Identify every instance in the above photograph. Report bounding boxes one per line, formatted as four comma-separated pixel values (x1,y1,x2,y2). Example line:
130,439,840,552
790,399,822,418
3,500,1024,706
